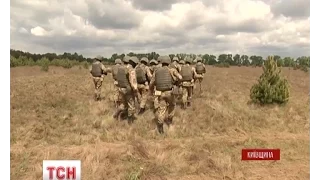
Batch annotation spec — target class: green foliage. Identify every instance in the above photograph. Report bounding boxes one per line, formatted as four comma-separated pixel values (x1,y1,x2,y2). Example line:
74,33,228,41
83,61,89,69
250,56,290,105
38,57,50,72
10,49,310,72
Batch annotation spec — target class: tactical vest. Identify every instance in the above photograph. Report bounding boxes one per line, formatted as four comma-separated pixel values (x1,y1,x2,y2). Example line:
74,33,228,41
180,66,193,81
135,65,147,84
155,67,173,91
117,66,130,89
195,63,205,74
112,64,120,80
91,63,102,77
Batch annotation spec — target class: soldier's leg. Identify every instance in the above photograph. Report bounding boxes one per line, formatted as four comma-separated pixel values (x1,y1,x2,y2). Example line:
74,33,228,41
187,86,193,106
182,86,188,109
113,89,126,119
153,94,159,112
96,78,103,100
167,92,176,125
155,94,166,134
93,78,98,100
138,86,148,114
199,77,203,92
126,93,136,124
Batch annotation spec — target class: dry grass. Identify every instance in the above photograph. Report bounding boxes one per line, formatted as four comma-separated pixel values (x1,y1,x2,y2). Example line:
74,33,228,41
10,66,310,180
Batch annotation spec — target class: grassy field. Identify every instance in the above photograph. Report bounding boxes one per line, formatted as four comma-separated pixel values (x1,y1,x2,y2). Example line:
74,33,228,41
10,66,310,180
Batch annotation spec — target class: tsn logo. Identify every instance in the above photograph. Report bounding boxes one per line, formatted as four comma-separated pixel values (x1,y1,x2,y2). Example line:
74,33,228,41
43,160,81,180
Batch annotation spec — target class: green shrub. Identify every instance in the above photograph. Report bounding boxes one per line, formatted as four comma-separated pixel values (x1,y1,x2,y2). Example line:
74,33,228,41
250,56,290,105
38,57,50,72
83,61,89,69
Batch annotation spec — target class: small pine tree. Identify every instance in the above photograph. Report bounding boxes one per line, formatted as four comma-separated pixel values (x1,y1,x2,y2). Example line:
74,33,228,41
250,56,290,104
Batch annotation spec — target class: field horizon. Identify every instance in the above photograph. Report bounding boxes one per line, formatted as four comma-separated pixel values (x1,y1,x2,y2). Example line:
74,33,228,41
10,65,310,180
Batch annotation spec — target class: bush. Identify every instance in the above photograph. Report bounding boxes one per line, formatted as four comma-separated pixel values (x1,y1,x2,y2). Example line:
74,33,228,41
250,56,290,105
301,65,309,72
83,62,89,69
38,57,50,72
216,62,230,68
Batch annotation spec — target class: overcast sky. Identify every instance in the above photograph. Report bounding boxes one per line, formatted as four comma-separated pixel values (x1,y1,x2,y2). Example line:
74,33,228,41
10,0,309,58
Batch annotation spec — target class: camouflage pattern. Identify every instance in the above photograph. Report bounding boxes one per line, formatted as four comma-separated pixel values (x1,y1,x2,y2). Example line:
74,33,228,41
136,63,152,112
180,63,201,108
89,58,108,101
111,62,122,107
114,63,138,123
150,58,182,134
195,63,206,74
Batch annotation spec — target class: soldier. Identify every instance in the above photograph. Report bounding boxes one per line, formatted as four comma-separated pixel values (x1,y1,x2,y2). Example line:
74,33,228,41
194,57,206,92
180,57,200,109
169,56,182,104
90,55,108,101
135,57,153,114
149,59,158,75
170,56,181,72
156,58,162,69
111,58,122,107
113,56,139,124
149,55,182,134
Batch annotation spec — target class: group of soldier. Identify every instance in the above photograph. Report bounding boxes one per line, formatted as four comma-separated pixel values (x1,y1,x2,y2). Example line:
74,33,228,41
90,55,206,134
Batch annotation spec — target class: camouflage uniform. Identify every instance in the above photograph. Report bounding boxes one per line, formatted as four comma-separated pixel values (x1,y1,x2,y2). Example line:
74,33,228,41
150,56,182,134
136,57,153,114
90,55,108,101
169,56,182,103
194,57,206,92
113,56,139,123
149,59,158,75
111,59,122,107
148,59,159,110
180,57,201,108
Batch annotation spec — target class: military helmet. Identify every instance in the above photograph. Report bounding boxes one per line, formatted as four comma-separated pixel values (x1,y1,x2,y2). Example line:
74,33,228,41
172,56,179,62
140,57,149,64
150,59,158,65
115,58,122,64
158,55,171,65
185,57,192,64
123,55,130,63
95,55,103,61
196,57,202,62
129,56,139,64
179,59,185,65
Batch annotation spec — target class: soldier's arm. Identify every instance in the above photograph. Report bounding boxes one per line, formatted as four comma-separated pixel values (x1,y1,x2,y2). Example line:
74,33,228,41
101,64,108,74
171,69,182,81
146,67,153,81
192,67,200,78
129,69,138,91
203,64,206,73
149,74,156,92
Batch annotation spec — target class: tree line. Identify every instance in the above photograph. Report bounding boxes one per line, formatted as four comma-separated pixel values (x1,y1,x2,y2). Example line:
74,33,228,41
10,49,310,71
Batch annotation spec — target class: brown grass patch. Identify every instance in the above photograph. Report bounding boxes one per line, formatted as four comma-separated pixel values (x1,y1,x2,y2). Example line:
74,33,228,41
11,66,310,179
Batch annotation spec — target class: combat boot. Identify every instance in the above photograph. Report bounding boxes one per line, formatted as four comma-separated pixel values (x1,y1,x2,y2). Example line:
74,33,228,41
113,110,122,120
157,123,164,134
138,107,145,115
187,101,191,107
128,116,137,124
165,117,173,126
